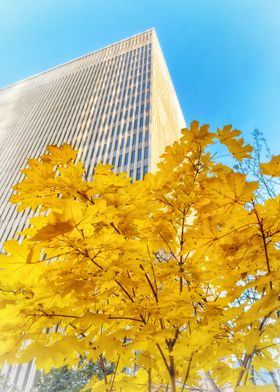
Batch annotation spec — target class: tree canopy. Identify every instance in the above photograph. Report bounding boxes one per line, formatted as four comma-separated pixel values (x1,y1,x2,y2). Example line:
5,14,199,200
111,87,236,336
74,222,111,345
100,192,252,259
0,121,279,391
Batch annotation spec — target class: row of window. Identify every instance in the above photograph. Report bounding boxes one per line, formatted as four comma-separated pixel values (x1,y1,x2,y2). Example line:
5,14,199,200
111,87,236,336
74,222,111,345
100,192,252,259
106,102,150,125
107,113,150,129
94,92,150,130
95,47,151,94
89,66,151,132
115,44,151,67
96,85,151,120
130,165,149,180
95,65,151,91
82,43,152,169
113,59,151,79
101,72,150,110
82,50,151,122
92,116,150,150
110,130,149,149
94,70,150,89
111,146,148,167
93,39,151,65
108,43,151,65
95,141,149,163
84,44,151,131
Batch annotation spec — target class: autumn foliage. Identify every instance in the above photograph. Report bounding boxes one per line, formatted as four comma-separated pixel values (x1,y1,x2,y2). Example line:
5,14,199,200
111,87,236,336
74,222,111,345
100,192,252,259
0,121,279,391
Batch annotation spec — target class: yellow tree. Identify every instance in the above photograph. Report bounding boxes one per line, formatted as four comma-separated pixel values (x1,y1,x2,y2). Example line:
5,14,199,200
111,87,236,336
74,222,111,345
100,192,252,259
0,121,279,391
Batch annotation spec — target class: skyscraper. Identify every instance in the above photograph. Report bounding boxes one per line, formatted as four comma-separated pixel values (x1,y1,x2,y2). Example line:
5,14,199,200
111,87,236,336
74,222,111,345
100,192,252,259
0,29,185,390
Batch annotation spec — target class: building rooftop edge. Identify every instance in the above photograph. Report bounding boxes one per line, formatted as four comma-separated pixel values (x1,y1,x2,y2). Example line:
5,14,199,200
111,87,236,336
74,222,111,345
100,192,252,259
0,28,156,92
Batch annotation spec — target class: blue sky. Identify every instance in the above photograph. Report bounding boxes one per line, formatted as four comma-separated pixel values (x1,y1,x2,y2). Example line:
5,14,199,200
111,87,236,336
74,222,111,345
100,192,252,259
1,0,280,153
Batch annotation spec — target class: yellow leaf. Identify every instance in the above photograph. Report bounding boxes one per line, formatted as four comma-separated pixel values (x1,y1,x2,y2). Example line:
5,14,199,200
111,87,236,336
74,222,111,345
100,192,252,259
260,155,280,177
217,124,253,160
31,221,74,241
44,144,77,164
237,385,277,392
244,329,259,354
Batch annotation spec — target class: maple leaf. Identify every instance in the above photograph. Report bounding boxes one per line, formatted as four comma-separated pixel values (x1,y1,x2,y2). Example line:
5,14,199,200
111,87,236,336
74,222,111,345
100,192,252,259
43,144,77,164
217,124,253,160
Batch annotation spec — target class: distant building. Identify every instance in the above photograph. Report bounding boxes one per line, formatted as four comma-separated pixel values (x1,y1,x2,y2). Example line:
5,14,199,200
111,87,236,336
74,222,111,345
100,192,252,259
0,29,185,390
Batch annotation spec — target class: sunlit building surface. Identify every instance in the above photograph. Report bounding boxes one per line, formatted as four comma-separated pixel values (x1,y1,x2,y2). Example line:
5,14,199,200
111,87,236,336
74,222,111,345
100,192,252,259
0,29,185,390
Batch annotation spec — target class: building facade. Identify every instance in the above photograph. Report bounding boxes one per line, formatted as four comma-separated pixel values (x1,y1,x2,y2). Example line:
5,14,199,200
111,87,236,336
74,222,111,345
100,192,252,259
0,29,185,390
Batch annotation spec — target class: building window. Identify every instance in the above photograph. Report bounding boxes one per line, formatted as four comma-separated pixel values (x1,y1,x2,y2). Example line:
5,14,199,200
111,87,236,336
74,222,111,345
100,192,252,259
124,153,128,165
144,146,148,159
145,131,149,142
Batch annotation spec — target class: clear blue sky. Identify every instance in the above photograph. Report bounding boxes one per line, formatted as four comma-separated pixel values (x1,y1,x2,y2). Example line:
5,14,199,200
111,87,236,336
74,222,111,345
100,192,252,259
1,0,280,152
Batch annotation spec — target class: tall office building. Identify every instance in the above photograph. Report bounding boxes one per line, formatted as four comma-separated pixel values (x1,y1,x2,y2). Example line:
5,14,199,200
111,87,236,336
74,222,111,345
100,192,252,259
0,29,185,390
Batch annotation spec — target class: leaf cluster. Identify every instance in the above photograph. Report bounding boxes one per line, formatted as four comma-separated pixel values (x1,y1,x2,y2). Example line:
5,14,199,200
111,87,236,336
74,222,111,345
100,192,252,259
0,122,279,391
